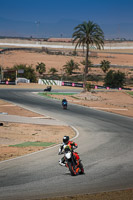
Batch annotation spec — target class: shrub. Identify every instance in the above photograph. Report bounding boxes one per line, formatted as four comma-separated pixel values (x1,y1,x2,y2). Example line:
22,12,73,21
85,83,91,91
104,70,125,88
13,64,37,82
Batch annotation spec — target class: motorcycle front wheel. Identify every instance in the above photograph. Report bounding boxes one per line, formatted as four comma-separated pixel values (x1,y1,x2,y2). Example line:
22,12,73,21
68,162,77,176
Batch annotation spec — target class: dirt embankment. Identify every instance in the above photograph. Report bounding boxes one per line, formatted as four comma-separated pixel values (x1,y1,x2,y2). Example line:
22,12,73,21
0,97,75,161
48,89,133,118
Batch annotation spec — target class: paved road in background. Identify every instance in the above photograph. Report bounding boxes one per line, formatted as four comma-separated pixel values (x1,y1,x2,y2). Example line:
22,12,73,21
0,88,133,200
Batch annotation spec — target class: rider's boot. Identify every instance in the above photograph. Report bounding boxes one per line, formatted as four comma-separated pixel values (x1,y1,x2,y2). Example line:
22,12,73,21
76,167,80,175
59,160,66,167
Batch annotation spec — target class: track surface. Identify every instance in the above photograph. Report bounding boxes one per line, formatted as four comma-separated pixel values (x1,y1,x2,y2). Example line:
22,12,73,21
0,88,133,200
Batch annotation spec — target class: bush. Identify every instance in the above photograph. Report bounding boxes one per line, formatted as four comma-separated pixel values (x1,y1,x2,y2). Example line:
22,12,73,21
104,70,125,88
87,74,103,82
13,64,37,83
85,83,91,91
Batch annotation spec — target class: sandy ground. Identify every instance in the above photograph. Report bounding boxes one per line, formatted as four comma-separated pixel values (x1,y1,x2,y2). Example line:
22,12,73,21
49,89,133,118
1,49,133,69
44,189,133,200
0,50,133,86
0,97,76,161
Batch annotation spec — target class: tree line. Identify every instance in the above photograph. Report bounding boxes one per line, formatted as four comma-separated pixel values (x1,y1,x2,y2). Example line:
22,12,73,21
1,58,126,89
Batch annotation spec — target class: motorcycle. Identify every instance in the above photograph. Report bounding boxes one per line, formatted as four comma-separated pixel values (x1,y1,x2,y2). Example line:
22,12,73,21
60,146,84,176
44,86,52,92
62,101,67,109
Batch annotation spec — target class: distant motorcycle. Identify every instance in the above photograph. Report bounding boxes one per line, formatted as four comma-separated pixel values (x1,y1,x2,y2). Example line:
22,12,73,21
61,146,84,176
44,86,52,92
62,99,67,109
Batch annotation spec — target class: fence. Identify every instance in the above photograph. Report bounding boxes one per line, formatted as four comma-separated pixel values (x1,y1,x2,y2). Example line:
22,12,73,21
38,79,84,88
38,79,62,86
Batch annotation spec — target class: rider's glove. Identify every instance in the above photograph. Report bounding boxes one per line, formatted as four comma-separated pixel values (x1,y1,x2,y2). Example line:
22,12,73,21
73,145,78,150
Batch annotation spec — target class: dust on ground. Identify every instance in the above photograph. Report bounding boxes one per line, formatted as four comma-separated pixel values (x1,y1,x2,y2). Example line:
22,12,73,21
44,188,133,200
48,89,133,118
0,122,75,161
0,98,43,117
0,97,75,161
1,49,133,69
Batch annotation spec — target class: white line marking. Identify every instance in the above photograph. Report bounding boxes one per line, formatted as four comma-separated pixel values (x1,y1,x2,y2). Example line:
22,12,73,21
0,105,16,107
31,117,51,119
90,107,128,111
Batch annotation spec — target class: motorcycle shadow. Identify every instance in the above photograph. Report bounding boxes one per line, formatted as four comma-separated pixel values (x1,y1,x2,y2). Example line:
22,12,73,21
64,171,85,176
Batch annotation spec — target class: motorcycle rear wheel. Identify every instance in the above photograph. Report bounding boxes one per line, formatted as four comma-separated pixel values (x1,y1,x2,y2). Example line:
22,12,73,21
79,161,84,174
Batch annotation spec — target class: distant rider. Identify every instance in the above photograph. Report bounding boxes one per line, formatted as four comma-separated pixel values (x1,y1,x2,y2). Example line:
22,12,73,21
62,98,67,106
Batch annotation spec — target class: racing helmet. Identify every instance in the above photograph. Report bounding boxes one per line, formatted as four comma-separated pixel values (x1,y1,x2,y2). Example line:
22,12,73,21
63,136,69,144
62,98,67,102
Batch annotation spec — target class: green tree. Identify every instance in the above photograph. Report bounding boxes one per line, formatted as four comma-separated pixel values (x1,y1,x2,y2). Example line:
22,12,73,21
49,67,58,75
36,62,46,75
13,64,37,82
72,20,104,90
104,70,125,88
100,60,110,73
63,59,80,75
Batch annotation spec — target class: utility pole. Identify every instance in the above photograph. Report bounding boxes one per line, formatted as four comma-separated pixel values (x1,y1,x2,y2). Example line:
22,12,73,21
0,52,4,80
0,66,3,80
35,20,40,38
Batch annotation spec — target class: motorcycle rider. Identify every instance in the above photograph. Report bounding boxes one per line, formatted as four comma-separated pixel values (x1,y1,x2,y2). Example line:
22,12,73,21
62,98,67,107
58,136,79,168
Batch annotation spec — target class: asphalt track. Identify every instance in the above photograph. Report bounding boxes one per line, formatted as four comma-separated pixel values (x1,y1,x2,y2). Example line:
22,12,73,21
0,88,133,200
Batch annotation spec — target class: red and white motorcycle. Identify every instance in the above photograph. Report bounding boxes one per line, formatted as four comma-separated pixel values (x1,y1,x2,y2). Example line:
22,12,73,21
59,145,84,176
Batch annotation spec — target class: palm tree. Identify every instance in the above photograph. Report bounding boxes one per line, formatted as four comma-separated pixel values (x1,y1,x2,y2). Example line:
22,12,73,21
49,67,58,75
80,59,93,74
36,62,46,76
72,20,104,90
63,59,80,75
100,60,110,73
